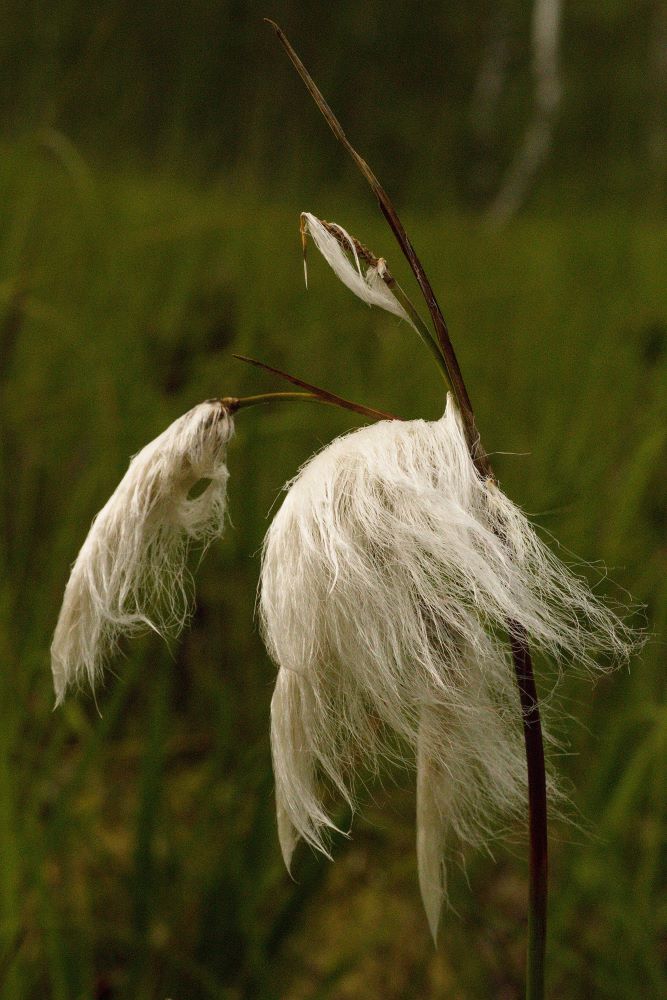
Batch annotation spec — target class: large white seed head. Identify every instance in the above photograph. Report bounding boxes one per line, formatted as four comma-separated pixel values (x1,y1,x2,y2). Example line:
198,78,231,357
51,401,234,704
261,397,635,939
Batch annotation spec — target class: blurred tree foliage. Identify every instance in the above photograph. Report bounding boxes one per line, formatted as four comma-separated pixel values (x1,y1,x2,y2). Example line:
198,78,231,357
0,0,665,208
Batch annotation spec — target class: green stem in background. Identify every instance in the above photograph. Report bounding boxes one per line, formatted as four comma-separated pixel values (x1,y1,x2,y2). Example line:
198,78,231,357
269,21,548,1000
380,268,451,388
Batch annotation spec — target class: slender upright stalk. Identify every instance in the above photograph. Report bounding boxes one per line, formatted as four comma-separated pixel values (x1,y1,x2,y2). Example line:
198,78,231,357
266,19,490,477
510,626,548,1000
268,21,548,999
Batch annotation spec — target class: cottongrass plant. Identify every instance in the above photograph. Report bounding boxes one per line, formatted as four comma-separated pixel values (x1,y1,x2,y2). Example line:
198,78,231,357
261,396,634,938
51,22,642,999
51,400,234,704
264,23,641,994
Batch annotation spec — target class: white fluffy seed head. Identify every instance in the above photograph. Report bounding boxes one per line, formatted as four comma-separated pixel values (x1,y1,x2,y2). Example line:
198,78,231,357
260,396,636,939
301,212,414,325
51,400,234,704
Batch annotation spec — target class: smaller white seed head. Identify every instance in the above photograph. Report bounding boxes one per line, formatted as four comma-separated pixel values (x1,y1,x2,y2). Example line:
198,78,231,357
301,212,414,326
51,401,234,704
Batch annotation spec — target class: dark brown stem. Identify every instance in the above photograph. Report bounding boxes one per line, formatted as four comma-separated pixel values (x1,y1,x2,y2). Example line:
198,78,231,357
509,625,548,1000
232,354,399,422
265,18,490,478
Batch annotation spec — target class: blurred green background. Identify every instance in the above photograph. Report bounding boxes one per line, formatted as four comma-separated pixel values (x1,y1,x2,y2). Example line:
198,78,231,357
0,2,665,998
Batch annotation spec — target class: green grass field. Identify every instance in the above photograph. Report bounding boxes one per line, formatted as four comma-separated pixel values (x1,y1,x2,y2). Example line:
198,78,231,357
0,139,665,999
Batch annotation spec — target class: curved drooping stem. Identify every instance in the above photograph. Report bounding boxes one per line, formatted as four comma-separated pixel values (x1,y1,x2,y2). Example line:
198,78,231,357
230,355,399,422
268,20,548,1000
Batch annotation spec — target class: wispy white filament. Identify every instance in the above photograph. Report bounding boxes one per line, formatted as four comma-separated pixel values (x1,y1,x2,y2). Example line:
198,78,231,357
261,397,635,939
301,212,413,325
51,401,234,704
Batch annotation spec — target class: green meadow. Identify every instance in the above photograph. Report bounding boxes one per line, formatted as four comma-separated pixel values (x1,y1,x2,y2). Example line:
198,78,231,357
0,132,664,998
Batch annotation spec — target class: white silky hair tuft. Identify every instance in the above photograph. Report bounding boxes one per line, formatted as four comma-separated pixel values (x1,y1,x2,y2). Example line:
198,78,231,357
301,212,414,326
51,401,234,704
261,396,636,939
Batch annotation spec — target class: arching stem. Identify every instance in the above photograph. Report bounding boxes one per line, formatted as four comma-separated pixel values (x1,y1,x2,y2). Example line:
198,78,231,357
227,360,399,422
223,391,321,412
